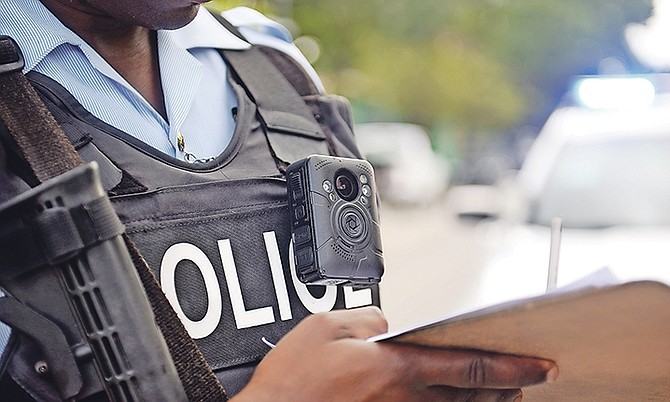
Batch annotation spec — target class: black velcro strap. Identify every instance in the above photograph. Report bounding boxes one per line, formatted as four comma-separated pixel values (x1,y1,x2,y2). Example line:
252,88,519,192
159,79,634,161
0,196,125,277
76,196,125,241
33,207,85,263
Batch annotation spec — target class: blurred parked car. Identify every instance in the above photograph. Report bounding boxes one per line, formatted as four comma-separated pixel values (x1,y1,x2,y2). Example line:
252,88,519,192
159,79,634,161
447,74,670,307
354,122,450,205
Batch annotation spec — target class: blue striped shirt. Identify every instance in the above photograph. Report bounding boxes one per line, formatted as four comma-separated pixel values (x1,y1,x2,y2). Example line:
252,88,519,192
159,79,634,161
0,0,324,160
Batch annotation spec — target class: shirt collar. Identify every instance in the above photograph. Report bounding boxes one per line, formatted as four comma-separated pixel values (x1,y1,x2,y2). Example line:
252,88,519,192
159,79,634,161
0,0,86,72
167,6,251,51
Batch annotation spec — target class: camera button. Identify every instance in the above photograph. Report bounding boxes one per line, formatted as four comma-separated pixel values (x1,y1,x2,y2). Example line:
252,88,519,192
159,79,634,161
295,205,306,220
293,225,311,245
341,209,365,239
295,246,314,267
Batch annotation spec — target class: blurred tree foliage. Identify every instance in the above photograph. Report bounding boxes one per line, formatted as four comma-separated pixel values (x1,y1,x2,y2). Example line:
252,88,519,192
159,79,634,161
209,0,652,141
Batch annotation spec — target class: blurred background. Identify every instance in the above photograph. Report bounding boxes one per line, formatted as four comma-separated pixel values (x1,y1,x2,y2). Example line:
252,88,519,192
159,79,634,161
209,0,670,331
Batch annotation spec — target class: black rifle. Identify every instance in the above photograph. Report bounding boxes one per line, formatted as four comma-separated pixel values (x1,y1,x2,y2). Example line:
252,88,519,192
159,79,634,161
0,162,188,402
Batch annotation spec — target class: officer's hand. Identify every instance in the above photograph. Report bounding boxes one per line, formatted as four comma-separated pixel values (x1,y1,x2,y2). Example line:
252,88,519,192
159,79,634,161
233,306,558,402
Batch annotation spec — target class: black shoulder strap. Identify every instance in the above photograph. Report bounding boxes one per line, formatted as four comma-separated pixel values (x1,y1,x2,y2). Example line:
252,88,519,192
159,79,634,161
210,11,365,163
223,47,333,166
224,47,324,138
209,11,338,166
0,35,228,402
208,10,322,97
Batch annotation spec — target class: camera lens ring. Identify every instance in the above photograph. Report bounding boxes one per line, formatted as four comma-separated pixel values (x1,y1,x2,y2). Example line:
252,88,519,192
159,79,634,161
334,169,358,201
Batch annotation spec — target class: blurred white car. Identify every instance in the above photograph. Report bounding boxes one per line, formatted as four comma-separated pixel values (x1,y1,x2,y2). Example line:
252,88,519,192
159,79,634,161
354,122,450,205
449,75,670,307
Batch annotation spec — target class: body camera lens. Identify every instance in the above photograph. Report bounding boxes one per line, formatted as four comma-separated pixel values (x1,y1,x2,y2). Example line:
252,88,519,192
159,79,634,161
335,169,358,201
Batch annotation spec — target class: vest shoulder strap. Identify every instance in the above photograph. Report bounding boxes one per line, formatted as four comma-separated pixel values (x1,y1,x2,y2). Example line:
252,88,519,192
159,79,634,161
212,12,363,161
208,11,322,97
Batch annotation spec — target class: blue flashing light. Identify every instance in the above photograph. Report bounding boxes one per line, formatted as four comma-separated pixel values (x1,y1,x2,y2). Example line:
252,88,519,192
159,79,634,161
575,77,656,109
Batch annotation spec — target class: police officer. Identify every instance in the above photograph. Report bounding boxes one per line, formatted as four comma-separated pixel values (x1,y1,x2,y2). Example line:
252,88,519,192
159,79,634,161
0,0,557,400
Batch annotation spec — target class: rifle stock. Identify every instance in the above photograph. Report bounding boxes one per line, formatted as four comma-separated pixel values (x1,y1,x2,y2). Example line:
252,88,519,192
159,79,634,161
0,162,188,402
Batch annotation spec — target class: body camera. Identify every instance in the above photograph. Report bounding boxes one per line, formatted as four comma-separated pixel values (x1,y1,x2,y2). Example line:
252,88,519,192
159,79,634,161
286,155,384,287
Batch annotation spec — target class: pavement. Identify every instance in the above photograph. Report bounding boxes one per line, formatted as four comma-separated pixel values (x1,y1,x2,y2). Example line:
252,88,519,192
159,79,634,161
376,200,489,332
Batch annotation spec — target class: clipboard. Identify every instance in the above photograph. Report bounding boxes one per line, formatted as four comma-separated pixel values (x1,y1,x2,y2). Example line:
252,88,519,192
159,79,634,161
372,281,670,401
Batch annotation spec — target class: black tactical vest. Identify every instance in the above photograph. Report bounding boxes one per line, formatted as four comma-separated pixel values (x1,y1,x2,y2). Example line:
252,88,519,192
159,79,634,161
2,44,380,396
